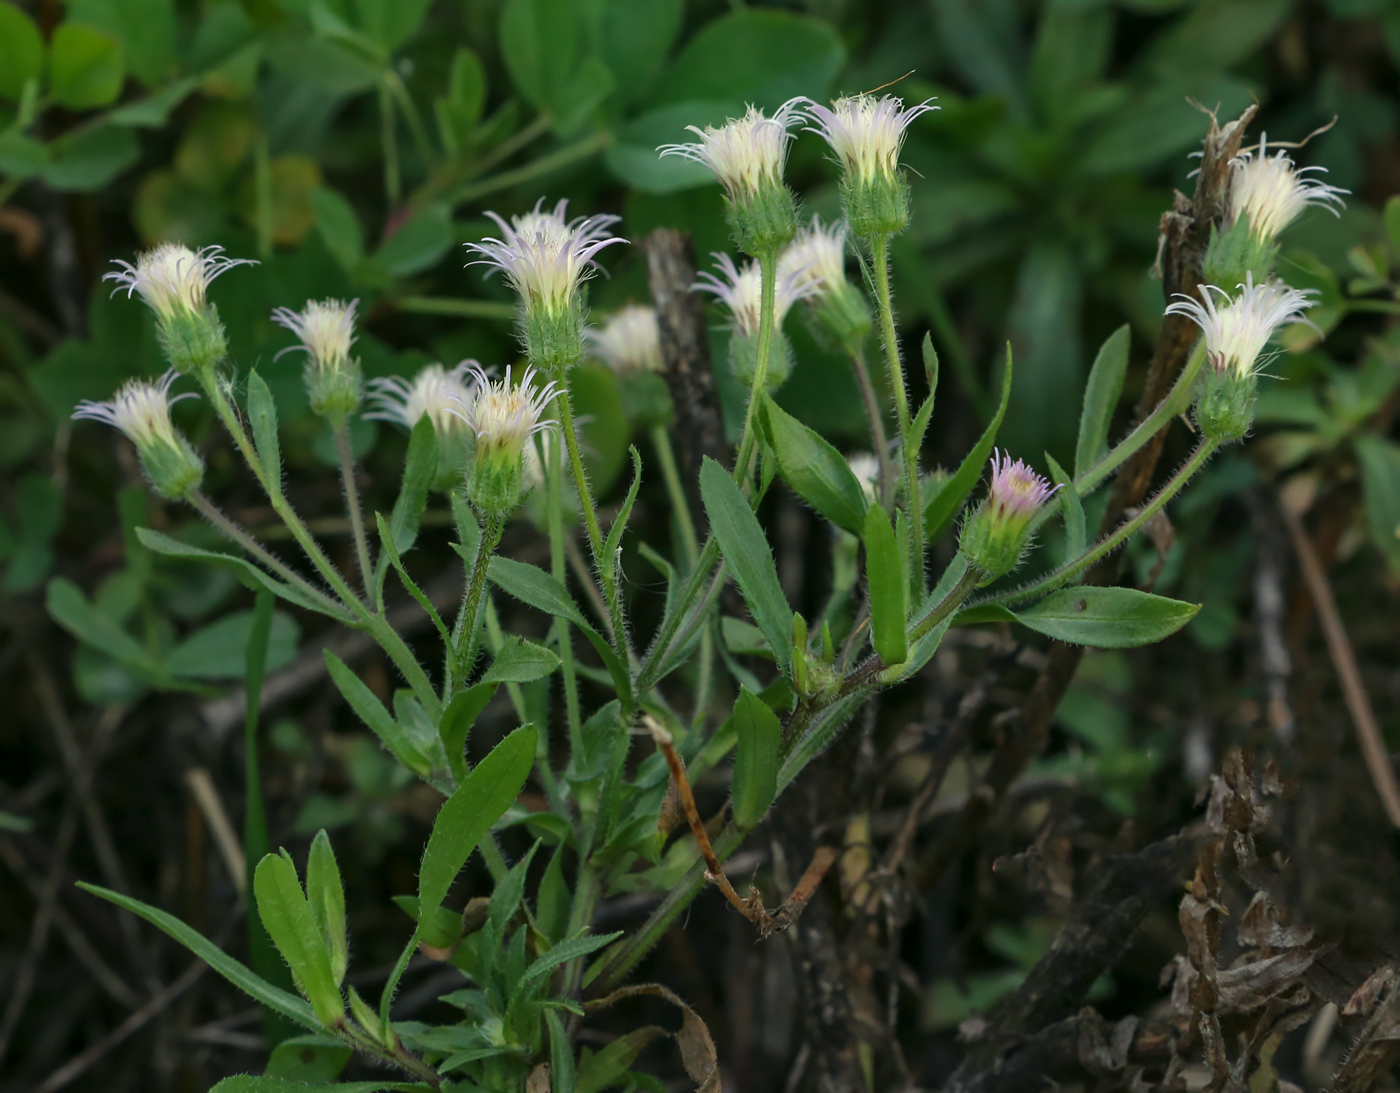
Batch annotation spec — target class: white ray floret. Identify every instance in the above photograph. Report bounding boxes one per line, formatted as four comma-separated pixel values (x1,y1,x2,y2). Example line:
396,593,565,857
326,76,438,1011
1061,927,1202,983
456,364,561,452
803,94,937,183
72,369,196,448
1165,274,1319,378
658,101,804,198
779,217,851,297
104,243,255,322
366,363,479,437
1229,134,1348,240
271,298,359,372
694,252,821,336
586,305,664,374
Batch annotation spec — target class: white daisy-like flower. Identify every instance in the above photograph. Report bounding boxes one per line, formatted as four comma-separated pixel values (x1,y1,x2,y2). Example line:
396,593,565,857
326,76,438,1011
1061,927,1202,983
464,198,625,316
779,217,850,298
586,305,664,374
455,363,561,454
694,252,820,336
104,243,255,323
846,451,880,502
366,362,478,437
73,367,196,445
803,94,937,184
1165,274,1319,378
658,100,804,199
1229,135,1348,240
271,298,358,373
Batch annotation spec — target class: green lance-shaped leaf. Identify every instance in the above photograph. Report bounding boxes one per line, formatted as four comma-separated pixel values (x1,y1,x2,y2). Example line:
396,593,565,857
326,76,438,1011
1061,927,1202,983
700,458,792,671
863,504,908,667
252,852,344,1027
957,587,1200,648
1075,324,1130,478
910,333,939,457
1045,454,1085,566
438,682,498,785
480,636,560,685
247,371,282,496
730,687,782,830
418,724,537,923
924,343,1013,544
760,394,869,535
304,831,348,987
78,882,319,1029
323,650,432,776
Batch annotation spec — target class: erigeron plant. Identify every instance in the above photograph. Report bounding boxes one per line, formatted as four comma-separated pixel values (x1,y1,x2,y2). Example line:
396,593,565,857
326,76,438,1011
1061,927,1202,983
71,107,1339,1091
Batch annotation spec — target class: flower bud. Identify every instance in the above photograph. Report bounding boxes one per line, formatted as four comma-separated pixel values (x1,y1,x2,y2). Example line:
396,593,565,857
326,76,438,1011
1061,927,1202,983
779,218,872,351
72,370,204,499
790,612,839,700
960,451,1057,578
659,102,802,257
366,362,480,491
803,95,937,240
465,199,625,375
104,244,255,377
458,364,560,517
694,252,818,392
586,305,674,427
272,299,362,422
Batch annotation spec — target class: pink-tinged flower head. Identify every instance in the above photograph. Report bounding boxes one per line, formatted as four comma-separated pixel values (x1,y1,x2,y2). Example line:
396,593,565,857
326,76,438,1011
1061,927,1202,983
271,298,358,373
1229,135,1347,240
986,450,1057,526
586,305,664,374
658,101,804,199
694,252,819,337
465,198,625,316
960,450,1058,577
104,244,255,323
803,94,937,184
366,362,479,438
456,363,560,454
1165,274,1318,378
73,370,204,498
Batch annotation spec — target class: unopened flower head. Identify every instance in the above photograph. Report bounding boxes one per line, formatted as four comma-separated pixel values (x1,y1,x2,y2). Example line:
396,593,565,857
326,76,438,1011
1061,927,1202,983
960,451,1058,578
1230,135,1347,241
72,370,204,499
456,364,561,515
695,252,819,390
586,306,664,374
1167,274,1318,441
272,298,361,419
659,101,802,256
804,94,936,238
366,363,479,490
847,452,880,503
465,199,625,371
779,218,871,349
104,244,254,376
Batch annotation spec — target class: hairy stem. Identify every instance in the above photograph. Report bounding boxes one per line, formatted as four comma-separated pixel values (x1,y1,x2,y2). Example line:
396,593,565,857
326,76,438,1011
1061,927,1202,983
333,419,374,597
546,432,584,759
451,510,503,689
731,248,778,485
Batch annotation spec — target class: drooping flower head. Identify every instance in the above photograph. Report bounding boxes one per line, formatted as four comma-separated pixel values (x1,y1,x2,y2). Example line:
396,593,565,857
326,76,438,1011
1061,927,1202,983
455,364,561,515
779,217,871,349
586,305,664,374
104,244,255,376
804,94,937,238
960,451,1058,578
366,362,479,491
695,252,820,391
1167,274,1319,441
1229,135,1347,241
465,199,625,372
272,298,362,419
72,370,204,499
659,101,803,256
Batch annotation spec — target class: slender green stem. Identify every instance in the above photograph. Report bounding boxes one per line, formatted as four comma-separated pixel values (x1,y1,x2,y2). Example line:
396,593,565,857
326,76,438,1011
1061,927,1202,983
546,433,583,759
379,81,400,208
559,859,601,1004
847,344,895,508
333,420,374,597
984,437,1220,610
445,130,612,210
394,297,516,321
362,611,441,719
452,511,503,689
869,233,924,592
636,536,719,695
649,424,698,569
383,69,436,174
730,248,778,486
554,390,628,658
905,564,983,647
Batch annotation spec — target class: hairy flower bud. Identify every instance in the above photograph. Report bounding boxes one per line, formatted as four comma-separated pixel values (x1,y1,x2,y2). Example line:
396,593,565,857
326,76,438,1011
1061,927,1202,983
694,252,818,392
457,364,560,516
803,94,936,239
73,370,204,499
366,362,479,491
272,298,362,421
586,305,674,426
960,451,1057,578
465,199,625,374
779,218,871,350
104,244,255,377
659,102,802,257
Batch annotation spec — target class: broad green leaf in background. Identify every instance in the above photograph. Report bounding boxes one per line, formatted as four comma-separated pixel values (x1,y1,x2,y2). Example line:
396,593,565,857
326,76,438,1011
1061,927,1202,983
499,0,583,116
762,394,869,536
0,131,46,181
1075,324,1130,478
436,47,487,154
0,5,43,101
700,458,792,671
66,0,177,87
418,724,537,921
588,0,684,101
863,505,908,667
1355,435,1400,576
165,609,300,679
1081,74,1253,176
42,126,140,191
373,203,453,278
925,344,1013,544
606,99,745,193
49,23,126,110
730,687,781,830
1143,0,1293,76
47,577,166,680
253,851,344,1026
312,187,366,276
